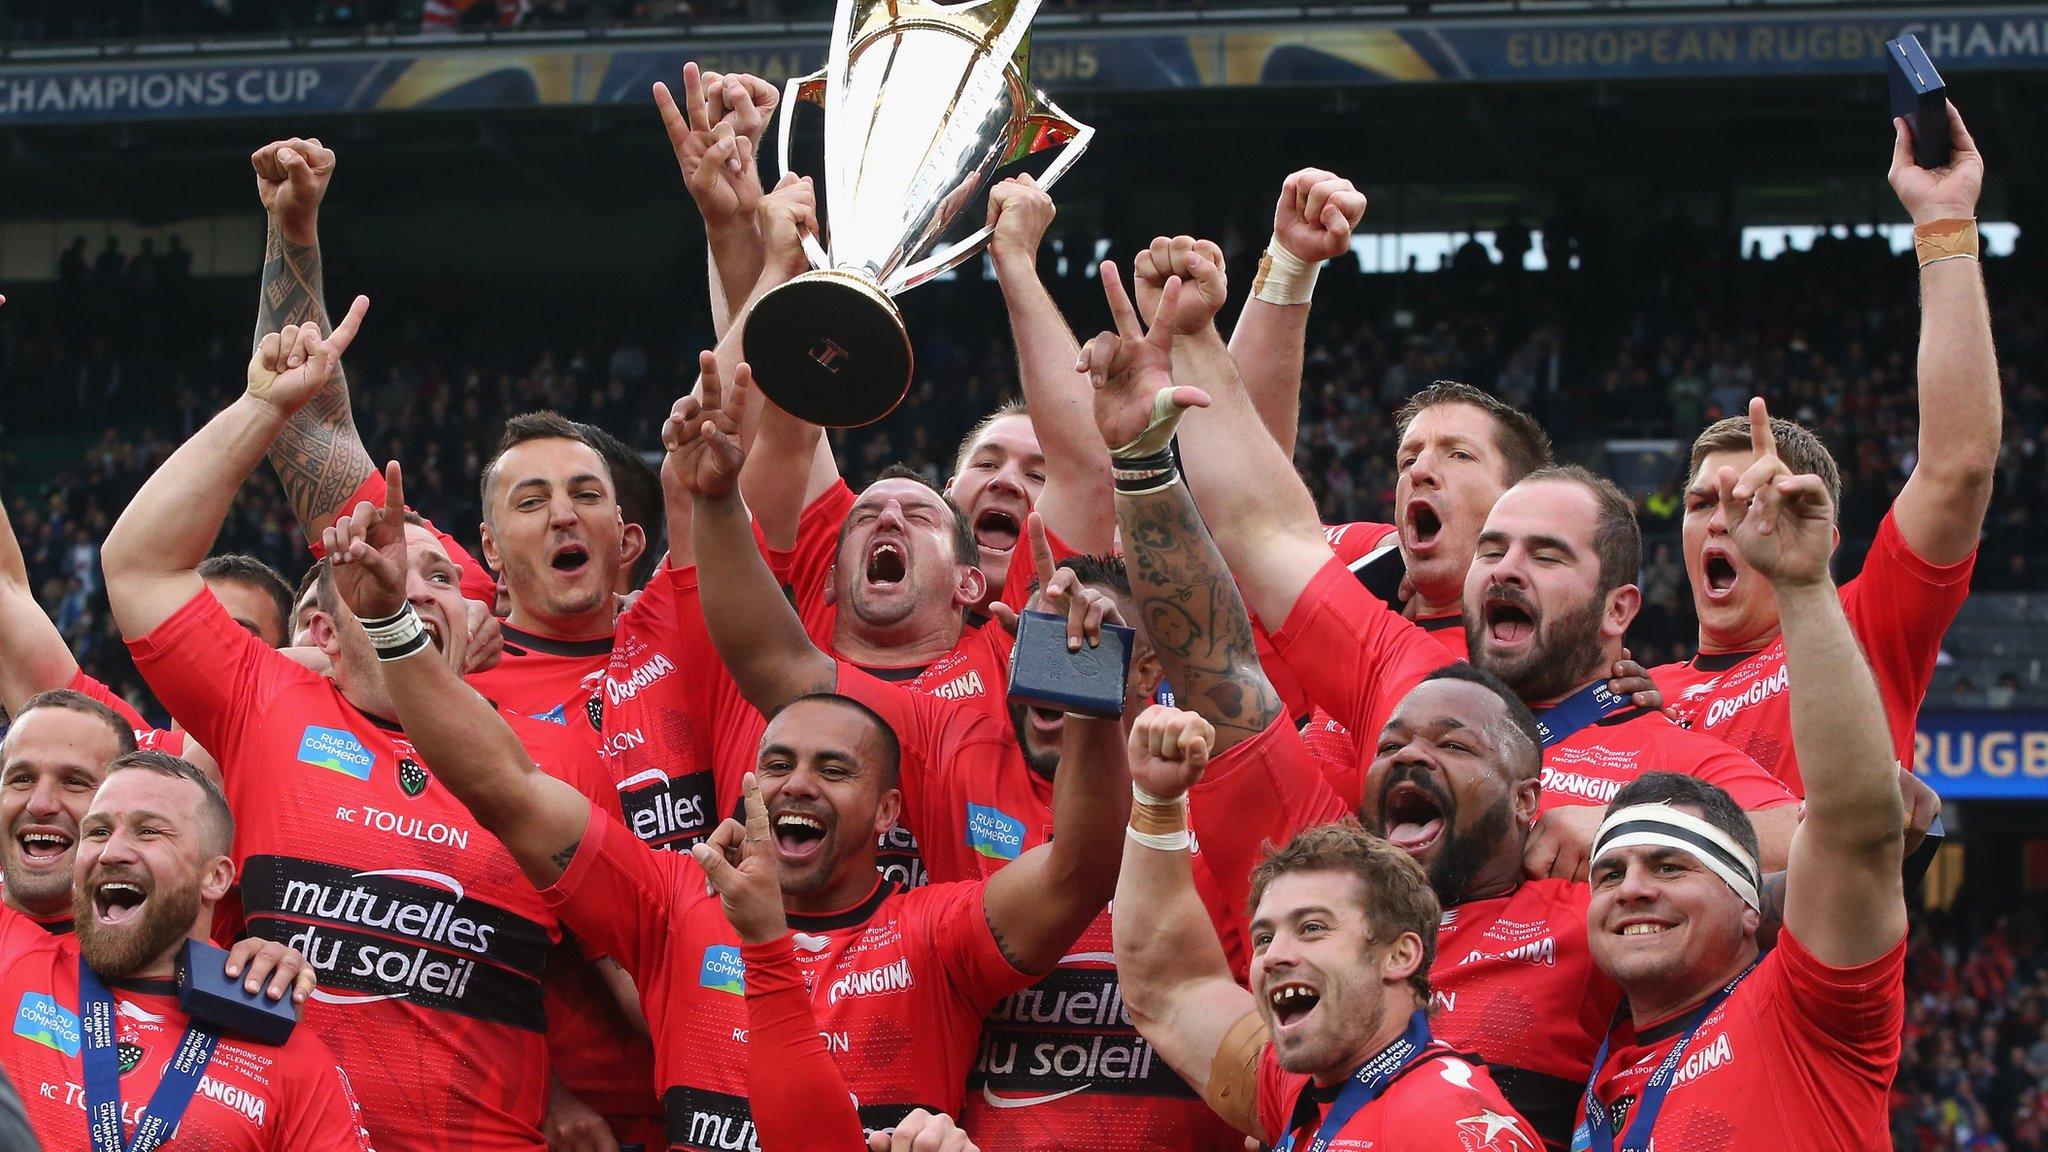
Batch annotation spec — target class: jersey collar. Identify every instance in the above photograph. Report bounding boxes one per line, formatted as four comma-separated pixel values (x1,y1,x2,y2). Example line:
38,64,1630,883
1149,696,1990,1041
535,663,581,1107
502,625,616,659
787,877,899,933
1690,648,1766,673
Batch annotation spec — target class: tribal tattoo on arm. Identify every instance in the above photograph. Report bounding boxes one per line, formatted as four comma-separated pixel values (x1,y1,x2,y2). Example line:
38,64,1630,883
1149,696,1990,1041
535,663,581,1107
257,220,376,533
1117,480,1283,746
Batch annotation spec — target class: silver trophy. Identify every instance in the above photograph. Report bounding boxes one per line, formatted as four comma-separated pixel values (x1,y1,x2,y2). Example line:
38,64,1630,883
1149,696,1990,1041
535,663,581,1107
743,0,1093,427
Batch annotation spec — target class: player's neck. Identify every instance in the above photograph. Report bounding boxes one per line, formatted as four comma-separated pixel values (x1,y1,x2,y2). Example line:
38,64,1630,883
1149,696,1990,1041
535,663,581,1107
1522,672,1607,712
780,865,884,918
1455,857,1524,906
1312,998,1424,1088
1625,944,1760,1029
1695,619,1782,656
835,616,963,668
508,596,618,643
1404,582,1462,621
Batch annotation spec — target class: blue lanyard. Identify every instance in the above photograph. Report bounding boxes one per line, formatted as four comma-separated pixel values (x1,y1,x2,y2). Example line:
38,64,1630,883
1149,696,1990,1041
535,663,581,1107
1574,957,1761,1152
1534,681,1634,748
78,957,220,1152
1276,1010,1436,1152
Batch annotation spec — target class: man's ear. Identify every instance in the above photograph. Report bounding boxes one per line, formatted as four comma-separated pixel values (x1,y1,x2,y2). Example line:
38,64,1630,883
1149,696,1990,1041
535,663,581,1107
874,788,903,840
953,564,990,611
201,854,236,904
308,610,345,661
1602,583,1643,640
478,521,502,573
620,522,648,569
824,563,838,607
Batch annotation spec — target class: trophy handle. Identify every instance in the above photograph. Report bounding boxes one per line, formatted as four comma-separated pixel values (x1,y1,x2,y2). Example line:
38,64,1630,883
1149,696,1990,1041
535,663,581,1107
885,91,1095,293
778,68,833,271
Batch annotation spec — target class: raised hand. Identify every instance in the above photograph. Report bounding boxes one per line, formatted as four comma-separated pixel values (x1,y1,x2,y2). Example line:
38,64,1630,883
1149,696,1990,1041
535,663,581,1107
321,460,411,622
1889,101,1984,226
1132,235,1227,335
1081,263,1210,455
1125,704,1216,804
246,294,367,413
663,351,748,499
1272,168,1367,263
1715,397,1836,587
251,137,336,245
699,71,779,148
690,773,786,945
757,172,819,281
655,62,764,231
987,173,1056,271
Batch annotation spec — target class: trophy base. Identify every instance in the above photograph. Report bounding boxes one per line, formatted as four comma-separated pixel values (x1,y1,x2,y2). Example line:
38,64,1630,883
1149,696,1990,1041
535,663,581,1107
744,270,913,428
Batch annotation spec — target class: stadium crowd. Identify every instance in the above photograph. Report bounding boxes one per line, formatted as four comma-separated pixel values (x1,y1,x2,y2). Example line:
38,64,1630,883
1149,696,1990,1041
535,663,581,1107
0,59,2021,1152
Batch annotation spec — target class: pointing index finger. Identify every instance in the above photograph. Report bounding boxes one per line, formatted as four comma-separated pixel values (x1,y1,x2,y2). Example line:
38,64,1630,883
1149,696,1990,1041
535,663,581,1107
383,460,406,525
1099,261,1142,338
1026,511,1059,597
1746,396,1775,460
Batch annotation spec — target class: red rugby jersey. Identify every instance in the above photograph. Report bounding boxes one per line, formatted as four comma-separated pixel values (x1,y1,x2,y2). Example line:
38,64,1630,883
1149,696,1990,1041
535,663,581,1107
1537,703,1796,813
0,906,374,1152
1653,509,1974,796
1433,880,1617,1150
1268,557,1461,809
840,666,1352,1152
1256,1040,1538,1152
128,589,623,1152
1581,929,1904,1152
543,805,1032,1150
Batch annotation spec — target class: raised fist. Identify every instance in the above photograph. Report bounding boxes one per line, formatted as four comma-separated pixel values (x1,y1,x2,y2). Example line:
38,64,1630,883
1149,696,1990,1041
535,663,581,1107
251,137,336,246
987,174,1056,270
1125,705,1216,804
757,173,819,281
1272,168,1366,264
1889,101,1984,227
1132,235,1227,336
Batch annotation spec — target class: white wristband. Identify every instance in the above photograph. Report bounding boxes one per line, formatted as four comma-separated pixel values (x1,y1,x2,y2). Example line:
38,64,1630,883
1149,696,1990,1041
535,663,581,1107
1252,236,1319,306
1133,783,1187,808
361,604,430,661
1127,825,1193,853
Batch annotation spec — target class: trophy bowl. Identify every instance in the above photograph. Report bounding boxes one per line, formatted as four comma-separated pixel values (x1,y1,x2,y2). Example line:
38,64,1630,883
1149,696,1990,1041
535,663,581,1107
742,0,1093,428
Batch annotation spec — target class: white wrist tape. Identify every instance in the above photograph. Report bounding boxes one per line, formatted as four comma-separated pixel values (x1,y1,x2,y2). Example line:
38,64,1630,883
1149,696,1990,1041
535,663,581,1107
360,603,431,661
1127,825,1193,853
1252,235,1320,306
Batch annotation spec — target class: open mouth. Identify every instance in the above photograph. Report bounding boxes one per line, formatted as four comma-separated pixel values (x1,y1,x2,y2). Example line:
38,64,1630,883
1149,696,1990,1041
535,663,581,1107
1381,781,1446,854
1615,920,1674,938
91,879,148,926
974,508,1021,554
1026,707,1064,737
15,828,73,865
1483,595,1537,646
549,543,591,577
864,540,907,587
1703,551,1739,600
1405,501,1444,551
772,811,828,861
1267,983,1321,1029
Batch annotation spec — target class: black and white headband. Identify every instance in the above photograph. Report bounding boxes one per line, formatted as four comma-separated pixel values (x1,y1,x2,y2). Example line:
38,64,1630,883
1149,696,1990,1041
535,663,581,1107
1592,802,1762,911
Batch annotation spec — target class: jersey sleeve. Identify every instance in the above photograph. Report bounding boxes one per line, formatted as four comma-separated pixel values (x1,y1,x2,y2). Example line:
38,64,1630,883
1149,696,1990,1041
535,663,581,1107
1685,737,1798,809
910,881,1035,1011
307,470,499,606
124,590,306,782
1759,927,1907,1093
742,933,867,1152
1268,556,1454,747
543,799,698,982
661,564,767,814
767,480,857,644
275,1037,378,1152
1322,520,1397,567
1841,507,1976,768
63,667,148,731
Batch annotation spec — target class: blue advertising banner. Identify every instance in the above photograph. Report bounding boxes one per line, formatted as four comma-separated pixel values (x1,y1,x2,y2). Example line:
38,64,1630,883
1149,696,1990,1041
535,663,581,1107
0,6,2043,123
1914,710,2048,800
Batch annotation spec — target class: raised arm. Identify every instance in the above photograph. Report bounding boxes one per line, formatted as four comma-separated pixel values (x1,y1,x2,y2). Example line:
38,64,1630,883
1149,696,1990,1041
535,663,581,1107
656,65,775,338
0,496,83,716
1888,102,2000,565
1109,707,1266,1140
678,358,837,710
106,300,367,640
323,465,594,888
1080,268,1281,756
1127,244,1334,627
980,690,1130,975
1227,169,1366,456
249,138,378,539
987,175,1114,553
1721,400,1907,965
